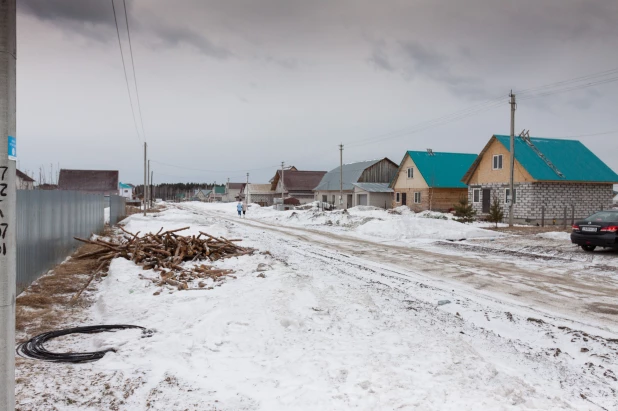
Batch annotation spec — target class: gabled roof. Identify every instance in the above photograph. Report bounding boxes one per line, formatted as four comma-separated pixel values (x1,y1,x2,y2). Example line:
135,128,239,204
16,169,35,182
228,182,245,190
404,152,477,188
272,170,327,191
247,184,273,194
492,135,618,182
352,183,393,193
194,188,212,196
58,169,119,192
314,159,382,191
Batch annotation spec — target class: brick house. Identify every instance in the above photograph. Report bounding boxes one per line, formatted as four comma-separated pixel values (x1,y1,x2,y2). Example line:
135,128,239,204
462,135,618,224
314,158,398,209
390,151,477,211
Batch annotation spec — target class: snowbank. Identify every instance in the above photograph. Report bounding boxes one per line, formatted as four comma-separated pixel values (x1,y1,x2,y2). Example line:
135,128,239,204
104,207,110,224
185,201,502,242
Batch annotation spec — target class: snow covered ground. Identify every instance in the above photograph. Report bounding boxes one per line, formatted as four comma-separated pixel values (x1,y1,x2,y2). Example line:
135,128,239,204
15,203,618,410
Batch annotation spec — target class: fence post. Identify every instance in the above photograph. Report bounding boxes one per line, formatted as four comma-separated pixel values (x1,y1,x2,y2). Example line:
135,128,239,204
541,206,545,227
571,205,575,226
563,206,567,229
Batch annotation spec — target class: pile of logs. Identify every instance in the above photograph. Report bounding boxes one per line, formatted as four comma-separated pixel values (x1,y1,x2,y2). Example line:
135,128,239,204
74,227,254,291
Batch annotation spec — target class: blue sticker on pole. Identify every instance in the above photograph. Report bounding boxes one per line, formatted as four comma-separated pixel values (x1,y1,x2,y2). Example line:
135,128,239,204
8,136,16,160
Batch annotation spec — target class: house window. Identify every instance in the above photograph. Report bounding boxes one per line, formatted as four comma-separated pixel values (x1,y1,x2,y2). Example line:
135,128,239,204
473,189,481,203
396,192,401,203
407,167,414,178
505,188,518,204
414,192,421,204
493,155,503,170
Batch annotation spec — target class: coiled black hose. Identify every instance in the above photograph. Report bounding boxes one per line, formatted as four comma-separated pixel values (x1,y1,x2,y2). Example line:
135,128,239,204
16,325,151,363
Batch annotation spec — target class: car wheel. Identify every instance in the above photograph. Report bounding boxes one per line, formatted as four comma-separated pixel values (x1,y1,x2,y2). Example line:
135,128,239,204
581,245,596,252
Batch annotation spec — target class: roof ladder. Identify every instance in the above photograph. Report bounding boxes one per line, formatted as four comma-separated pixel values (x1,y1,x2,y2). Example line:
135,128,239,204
519,130,565,179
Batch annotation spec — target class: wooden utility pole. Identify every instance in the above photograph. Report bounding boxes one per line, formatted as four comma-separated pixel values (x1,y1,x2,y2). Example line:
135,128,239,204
339,144,344,209
509,91,516,227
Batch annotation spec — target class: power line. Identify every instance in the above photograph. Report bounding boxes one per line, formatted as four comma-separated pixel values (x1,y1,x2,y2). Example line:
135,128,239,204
150,159,280,174
111,0,142,145
515,67,618,96
122,0,147,141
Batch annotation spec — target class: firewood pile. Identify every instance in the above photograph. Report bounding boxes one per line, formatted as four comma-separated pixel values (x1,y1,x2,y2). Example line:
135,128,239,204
74,226,254,291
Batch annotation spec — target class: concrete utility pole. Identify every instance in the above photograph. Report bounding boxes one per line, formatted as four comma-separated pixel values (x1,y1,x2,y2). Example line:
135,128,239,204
147,159,151,209
150,170,153,208
339,144,344,209
143,142,147,216
245,173,249,206
0,1,17,409
509,91,516,227
281,162,285,204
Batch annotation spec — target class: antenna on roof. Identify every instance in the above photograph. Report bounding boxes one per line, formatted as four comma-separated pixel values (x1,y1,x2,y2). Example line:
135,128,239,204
427,148,434,156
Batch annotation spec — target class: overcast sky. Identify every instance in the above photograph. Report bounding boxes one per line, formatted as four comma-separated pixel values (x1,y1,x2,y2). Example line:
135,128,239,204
15,0,618,185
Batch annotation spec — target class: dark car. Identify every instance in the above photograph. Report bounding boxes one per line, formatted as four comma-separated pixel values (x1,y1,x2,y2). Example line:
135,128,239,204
571,210,618,252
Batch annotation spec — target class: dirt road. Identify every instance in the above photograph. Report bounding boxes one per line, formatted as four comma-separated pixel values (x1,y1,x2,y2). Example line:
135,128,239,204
188,205,618,334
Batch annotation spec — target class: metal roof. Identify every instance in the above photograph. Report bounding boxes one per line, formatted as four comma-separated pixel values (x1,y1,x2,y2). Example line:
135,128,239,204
58,169,119,192
408,151,477,188
494,135,618,182
352,183,393,193
16,169,35,182
314,159,382,191
119,182,132,189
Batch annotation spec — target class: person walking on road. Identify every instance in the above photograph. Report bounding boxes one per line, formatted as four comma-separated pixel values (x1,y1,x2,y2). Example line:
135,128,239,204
236,201,243,217
242,202,247,218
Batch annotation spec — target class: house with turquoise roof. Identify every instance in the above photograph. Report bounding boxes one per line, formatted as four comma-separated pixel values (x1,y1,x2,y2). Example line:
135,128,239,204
390,150,477,211
118,182,133,199
462,135,618,223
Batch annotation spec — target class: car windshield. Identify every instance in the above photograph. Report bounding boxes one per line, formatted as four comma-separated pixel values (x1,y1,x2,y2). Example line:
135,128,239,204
584,211,618,223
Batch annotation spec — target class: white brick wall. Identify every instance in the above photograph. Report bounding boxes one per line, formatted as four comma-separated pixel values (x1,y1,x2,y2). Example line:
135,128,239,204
469,182,613,223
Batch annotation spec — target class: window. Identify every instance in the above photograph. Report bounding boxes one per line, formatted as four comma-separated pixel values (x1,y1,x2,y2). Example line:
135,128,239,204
322,195,327,203
473,189,481,203
407,167,414,178
414,192,421,204
492,154,503,170
504,188,518,204
396,192,401,203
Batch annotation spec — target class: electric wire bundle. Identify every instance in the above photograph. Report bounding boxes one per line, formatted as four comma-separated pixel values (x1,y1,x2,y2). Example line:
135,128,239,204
16,325,150,363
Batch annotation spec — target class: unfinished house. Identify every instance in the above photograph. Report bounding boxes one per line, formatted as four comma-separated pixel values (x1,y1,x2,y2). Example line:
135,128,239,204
314,158,398,209
462,134,618,223
245,184,276,206
390,151,477,212
271,168,327,205
58,169,119,196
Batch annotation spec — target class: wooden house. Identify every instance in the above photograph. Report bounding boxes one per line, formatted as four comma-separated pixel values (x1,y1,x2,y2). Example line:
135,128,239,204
271,168,326,205
390,151,477,212
462,135,618,223
314,158,398,209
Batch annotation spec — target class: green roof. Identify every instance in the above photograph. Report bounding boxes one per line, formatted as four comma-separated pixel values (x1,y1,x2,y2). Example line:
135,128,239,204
214,185,226,194
118,182,132,189
494,135,618,182
407,151,477,188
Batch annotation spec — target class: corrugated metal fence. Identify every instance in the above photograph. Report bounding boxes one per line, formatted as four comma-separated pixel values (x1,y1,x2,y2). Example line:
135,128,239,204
109,195,127,225
16,190,104,294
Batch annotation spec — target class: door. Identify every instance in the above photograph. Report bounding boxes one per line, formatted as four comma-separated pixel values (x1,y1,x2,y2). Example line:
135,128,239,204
482,189,491,213
401,193,407,206
347,194,353,208
357,194,368,206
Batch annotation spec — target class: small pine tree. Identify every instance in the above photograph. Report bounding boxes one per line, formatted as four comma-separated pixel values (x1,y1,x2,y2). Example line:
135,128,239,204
487,196,504,227
453,196,476,223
